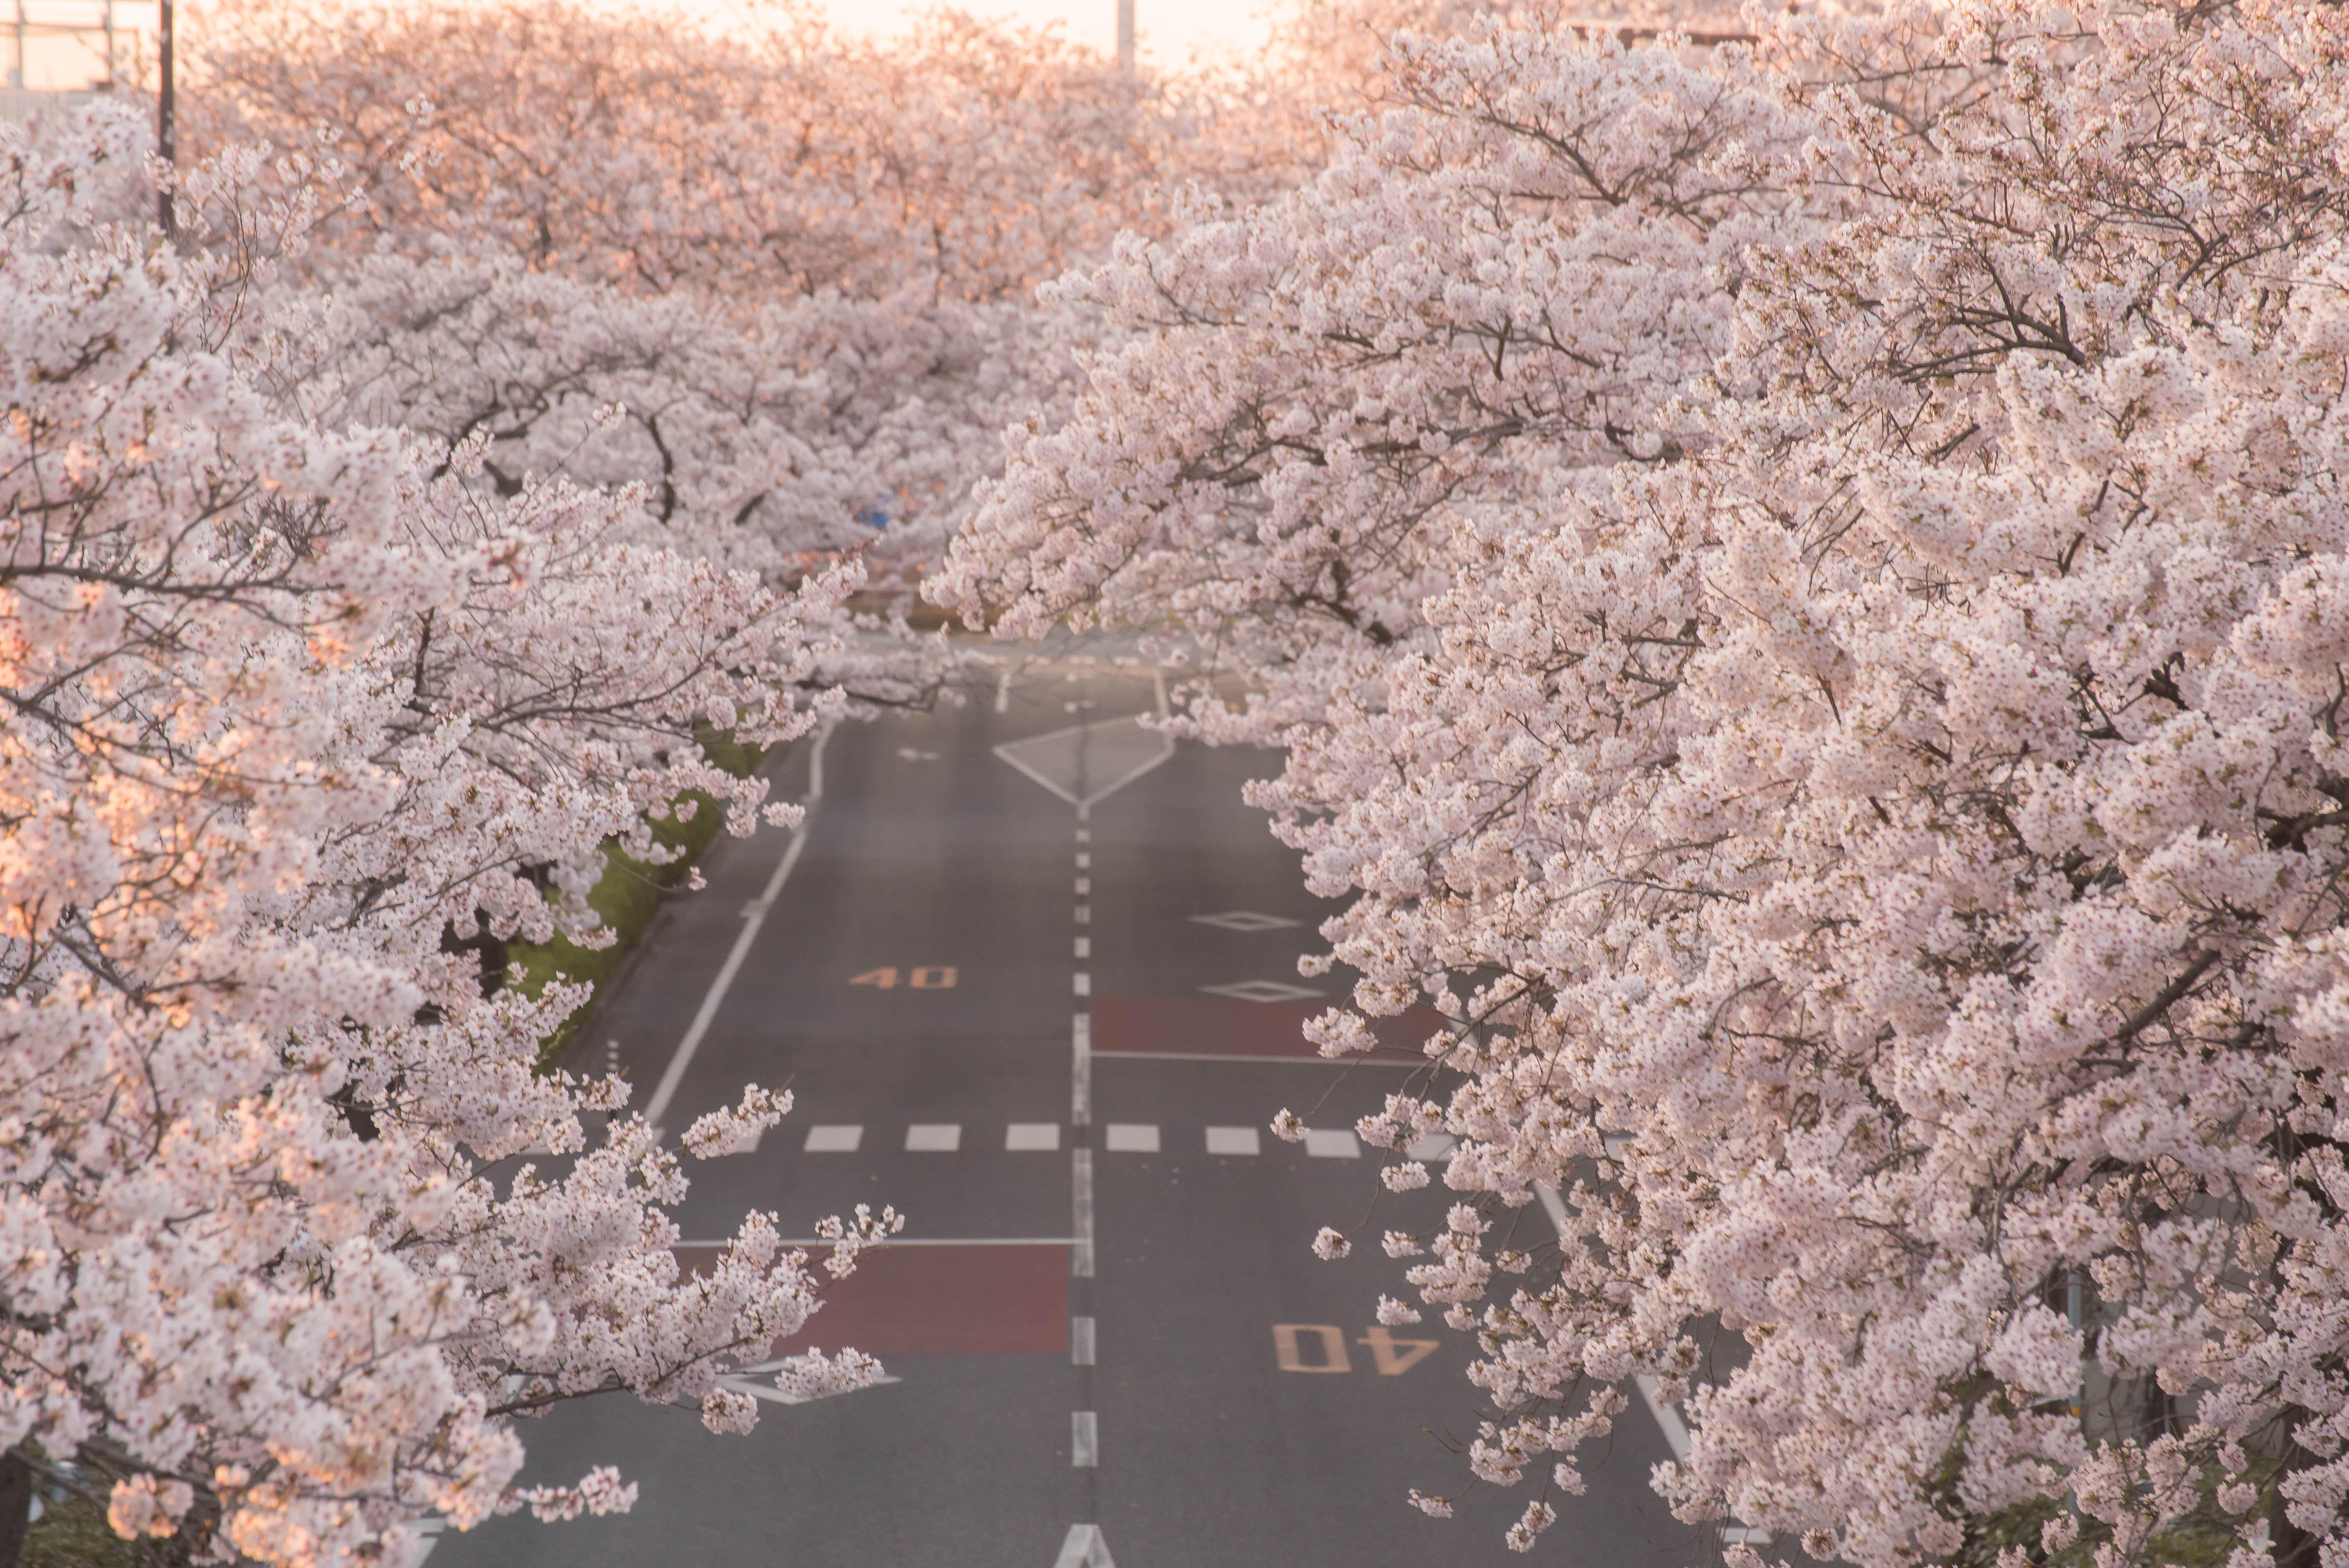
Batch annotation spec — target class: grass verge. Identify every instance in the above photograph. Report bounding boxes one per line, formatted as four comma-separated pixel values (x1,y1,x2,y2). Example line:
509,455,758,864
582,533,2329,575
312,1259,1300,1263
510,726,765,1072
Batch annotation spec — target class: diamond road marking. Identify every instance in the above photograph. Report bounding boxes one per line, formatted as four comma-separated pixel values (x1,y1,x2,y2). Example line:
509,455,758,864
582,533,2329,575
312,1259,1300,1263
1200,979,1323,1004
1105,1123,1160,1153
1205,1126,1261,1156
1189,911,1301,932
1304,1130,1360,1159
804,1124,863,1153
1007,1123,1061,1151
994,716,1174,808
906,1123,962,1152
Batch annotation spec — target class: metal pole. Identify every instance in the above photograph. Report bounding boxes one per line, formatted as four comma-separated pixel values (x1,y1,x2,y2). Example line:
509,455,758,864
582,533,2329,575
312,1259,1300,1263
1116,0,1132,71
156,0,174,232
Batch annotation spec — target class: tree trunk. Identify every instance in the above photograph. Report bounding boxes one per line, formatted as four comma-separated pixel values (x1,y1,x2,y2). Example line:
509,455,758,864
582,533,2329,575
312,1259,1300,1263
0,1448,35,1568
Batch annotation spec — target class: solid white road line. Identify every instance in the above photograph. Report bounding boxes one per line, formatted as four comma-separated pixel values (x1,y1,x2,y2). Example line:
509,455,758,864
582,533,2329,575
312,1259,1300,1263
717,1372,903,1408
1205,1126,1261,1156
1072,1147,1096,1277
679,1236,1078,1247
905,1123,962,1152
1071,1316,1096,1365
1071,1411,1099,1467
1536,1181,1693,1462
803,1124,863,1153
1007,1123,1062,1151
1088,1048,1417,1066
641,721,833,1134
1054,1523,1117,1568
1104,1123,1159,1153
1072,1012,1092,1126
1303,1129,1363,1158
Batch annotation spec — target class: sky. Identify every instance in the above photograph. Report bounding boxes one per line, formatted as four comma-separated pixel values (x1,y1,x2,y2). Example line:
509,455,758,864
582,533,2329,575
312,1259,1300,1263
813,0,1273,66
1,0,1273,91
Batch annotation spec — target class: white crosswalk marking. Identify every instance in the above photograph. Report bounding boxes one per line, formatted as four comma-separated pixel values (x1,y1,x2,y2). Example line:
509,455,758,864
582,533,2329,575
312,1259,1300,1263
1007,1123,1061,1151
1205,1126,1260,1156
1104,1123,1160,1153
905,1123,962,1152
804,1124,863,1153
1304,1129,1361,1159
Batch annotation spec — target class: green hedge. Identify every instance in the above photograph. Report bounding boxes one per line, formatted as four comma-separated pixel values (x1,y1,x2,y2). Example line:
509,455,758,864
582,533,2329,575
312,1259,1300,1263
511,727,765,1071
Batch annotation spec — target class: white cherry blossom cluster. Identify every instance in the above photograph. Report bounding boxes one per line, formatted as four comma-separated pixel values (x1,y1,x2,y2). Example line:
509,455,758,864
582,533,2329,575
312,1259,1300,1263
944,3,2349,1561
2,109,880,1563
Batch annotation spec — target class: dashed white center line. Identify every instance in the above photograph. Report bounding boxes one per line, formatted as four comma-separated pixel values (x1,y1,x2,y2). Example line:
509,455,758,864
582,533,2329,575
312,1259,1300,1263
1071,1315,1096,1365
1205,1126,1261,1156
1073,972,1091,996
1071,1411,1099,1467
1072,1147,1096,1276
1075,828,1090,843
1075,903,1091,924
1104,1123,1159,1153
1303,1129,1362,1159
1072,1012,1091,1126
1007,1123,1061,1151
905,1123,962,1152
1075,852,1091,868
803,1124,863,1153
1075,877,1091,894
1074,936,1091,959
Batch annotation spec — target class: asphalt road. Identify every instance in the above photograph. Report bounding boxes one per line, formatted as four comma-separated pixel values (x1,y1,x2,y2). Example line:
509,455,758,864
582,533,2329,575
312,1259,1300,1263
429,656,1703,1568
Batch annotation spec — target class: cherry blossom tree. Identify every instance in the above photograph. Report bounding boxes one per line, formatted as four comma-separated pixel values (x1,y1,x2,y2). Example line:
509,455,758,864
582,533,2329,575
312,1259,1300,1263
942,3,2349,1564
2,107,895,1566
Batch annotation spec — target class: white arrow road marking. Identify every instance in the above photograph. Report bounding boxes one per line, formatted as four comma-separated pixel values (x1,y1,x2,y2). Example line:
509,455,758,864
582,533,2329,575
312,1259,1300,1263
1053,1523,1117,1568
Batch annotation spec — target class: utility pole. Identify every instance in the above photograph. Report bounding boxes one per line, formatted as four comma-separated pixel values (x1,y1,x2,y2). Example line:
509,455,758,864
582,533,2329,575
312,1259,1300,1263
156,0,173,232
1116,0,1132,72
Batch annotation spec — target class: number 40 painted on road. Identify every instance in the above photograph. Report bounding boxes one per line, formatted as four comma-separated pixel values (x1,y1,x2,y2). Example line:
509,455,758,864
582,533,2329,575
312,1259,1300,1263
1273,1324,1437,1376
848,966,958,989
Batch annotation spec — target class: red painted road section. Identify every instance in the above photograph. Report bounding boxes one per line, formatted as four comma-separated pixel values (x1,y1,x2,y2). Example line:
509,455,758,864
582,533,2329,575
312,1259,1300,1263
677,1242,1069,1356
1093,994,1442,1060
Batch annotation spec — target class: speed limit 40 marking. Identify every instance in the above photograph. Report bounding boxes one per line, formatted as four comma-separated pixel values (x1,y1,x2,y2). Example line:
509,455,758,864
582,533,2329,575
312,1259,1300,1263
848,966,958,990
1273,1324,1438,1376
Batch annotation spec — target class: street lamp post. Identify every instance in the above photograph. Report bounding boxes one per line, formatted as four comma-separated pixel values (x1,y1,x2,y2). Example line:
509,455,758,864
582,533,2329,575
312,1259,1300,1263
156,0,174,232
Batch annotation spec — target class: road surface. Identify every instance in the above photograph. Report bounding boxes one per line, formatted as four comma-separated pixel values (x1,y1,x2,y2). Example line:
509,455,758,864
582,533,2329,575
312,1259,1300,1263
430,656,1702,1568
